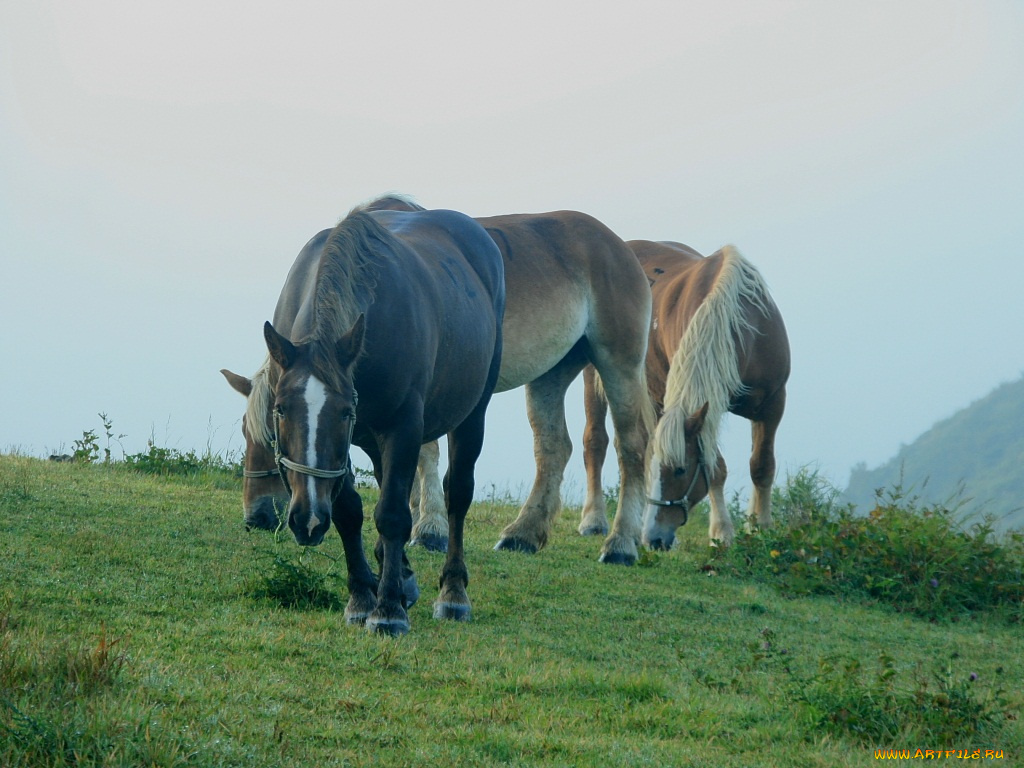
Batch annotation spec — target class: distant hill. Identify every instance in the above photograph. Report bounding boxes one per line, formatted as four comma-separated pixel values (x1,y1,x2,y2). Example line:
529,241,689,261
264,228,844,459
843,375,1024,534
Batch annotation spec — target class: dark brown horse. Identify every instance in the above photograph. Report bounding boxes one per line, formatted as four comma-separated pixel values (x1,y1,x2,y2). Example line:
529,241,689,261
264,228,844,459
582,241,790,549
239,206,504,636
226,196,657,564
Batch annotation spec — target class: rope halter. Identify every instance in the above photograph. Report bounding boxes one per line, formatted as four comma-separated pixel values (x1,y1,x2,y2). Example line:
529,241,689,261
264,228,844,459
645,452,712,527
271,389,358,495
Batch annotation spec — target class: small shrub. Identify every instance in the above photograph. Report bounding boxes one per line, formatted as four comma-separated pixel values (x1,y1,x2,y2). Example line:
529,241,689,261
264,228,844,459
123,442,240,478
715,469,1024,622
71,429,100,464
65,414,241,481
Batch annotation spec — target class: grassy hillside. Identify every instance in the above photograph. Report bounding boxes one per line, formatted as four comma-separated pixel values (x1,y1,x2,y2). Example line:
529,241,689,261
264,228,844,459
844,375,1024,533
1,456,1021,767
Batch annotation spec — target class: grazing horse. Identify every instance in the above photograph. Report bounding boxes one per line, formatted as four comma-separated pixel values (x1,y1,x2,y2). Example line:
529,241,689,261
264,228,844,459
240,206,504,636
582,240,790,549
225,195,657,565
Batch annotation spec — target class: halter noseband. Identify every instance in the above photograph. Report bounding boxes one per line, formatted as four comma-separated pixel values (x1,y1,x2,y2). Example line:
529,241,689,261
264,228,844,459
646,455,712,527
242,467,281,479
271,389,358,493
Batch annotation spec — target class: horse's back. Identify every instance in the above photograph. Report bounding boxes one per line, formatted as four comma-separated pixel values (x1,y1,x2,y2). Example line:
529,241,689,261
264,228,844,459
362,208,505,439
478,211,650,390
370,208,505,310
629,239,790,412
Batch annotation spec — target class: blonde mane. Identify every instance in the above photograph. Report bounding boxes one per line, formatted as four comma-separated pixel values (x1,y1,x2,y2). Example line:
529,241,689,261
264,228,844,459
245,355,277,448
653,246,773,468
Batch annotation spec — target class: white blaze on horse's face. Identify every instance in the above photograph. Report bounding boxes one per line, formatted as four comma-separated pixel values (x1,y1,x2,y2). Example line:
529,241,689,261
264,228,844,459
303,375,330,536
642,454,682,550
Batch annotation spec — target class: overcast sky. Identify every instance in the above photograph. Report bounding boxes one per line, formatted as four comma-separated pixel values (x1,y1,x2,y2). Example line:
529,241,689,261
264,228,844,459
2,1,1022,505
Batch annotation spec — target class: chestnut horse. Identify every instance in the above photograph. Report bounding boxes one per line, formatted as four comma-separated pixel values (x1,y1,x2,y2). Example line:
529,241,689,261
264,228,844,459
225,196,656,565
243,205,504,636
582,241,790,549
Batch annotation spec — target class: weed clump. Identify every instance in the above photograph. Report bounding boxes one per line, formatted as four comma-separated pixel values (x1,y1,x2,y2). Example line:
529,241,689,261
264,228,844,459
246,540,345,611
793,652,1010,744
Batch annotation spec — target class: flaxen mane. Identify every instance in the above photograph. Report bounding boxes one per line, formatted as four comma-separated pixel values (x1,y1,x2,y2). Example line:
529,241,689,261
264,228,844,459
653,246,773,469
245,356,276,448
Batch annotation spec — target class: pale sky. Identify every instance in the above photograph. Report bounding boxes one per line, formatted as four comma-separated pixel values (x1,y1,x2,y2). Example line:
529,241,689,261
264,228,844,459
2,1,1023,505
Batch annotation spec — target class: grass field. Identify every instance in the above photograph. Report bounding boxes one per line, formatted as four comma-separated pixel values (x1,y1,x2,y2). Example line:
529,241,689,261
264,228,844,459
1,454,1020,767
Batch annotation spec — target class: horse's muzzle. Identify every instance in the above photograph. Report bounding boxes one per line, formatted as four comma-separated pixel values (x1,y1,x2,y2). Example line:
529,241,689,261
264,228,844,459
288,507,331,547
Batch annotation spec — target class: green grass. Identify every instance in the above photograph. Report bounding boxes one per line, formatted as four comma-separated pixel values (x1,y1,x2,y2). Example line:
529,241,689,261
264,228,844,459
1,455,1021,766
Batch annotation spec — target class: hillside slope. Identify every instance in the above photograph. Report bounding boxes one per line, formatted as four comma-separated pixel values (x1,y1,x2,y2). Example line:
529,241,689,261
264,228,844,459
844,375,1024,533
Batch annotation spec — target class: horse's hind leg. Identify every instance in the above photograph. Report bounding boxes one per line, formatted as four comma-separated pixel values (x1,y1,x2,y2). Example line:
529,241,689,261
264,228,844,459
747,386,786,532
580,365,611,536
589,358,651,566
410,440,448,552
434,404,489,622
494,355,585,554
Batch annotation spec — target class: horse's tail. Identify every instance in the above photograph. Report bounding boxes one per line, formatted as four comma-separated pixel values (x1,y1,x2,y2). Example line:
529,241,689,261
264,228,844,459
655,246,773,468
245,355,277,449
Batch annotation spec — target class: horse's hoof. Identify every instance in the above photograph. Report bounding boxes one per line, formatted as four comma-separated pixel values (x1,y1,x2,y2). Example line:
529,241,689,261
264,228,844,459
366,615,410,637
598,551,636,566
344,609,369,626
578,524,608,537
344,589,377,625
410,533,448,553
493,537,538,554
433,601,472,621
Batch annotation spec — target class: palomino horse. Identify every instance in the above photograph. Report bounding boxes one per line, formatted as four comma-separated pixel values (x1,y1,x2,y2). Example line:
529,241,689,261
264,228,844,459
243,206,504,636
225,196,656,565
582,240,790,549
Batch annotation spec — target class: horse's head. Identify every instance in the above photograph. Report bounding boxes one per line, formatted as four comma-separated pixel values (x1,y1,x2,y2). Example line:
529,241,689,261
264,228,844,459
220,368,288,531
642,402,711,551
263,317,364,547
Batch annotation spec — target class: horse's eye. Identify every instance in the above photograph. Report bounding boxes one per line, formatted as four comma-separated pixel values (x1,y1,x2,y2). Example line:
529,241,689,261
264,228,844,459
274,405,285,418
673,467,685,478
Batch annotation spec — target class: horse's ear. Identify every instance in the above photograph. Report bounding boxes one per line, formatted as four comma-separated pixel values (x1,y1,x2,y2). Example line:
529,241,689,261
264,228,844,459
264,322,297,369
336,314,366,367
220,369,252,397
686,402,710,434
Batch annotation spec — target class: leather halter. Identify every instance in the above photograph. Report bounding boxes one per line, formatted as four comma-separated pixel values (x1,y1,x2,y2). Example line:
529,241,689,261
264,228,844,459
645,455,712,527
271,389,358,494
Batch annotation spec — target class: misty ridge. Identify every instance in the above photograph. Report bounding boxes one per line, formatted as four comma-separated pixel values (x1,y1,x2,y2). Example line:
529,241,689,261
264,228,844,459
843,374,1024,534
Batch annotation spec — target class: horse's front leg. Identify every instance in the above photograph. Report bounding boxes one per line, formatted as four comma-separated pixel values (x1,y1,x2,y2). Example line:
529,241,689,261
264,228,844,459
331,479,378,625
366,431,419,637
494,360,582,553
579,365,612,536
